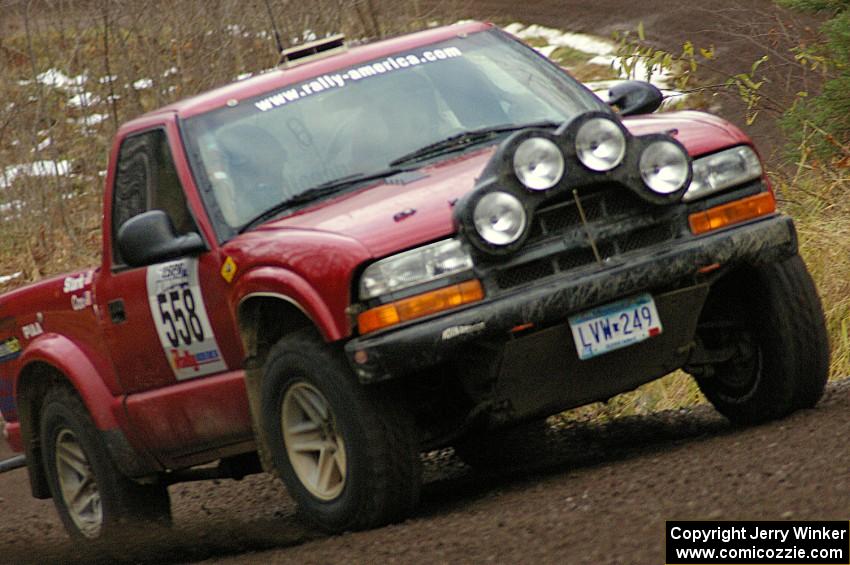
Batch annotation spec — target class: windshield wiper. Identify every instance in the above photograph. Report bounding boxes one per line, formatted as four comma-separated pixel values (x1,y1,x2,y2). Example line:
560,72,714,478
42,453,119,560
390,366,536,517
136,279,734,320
389,120,560,167
238,167,410,233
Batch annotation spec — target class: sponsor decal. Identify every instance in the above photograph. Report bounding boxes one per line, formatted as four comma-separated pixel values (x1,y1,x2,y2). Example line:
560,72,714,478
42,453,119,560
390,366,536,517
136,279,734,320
21,321,43,339
0,337,21,363
63,270,94,294
220,256,237,283
0,379,15,418
71,290,93,311
441,321,486,341
254,46,464,112
147,258,227,380
170,348,221,372
65,271,95,311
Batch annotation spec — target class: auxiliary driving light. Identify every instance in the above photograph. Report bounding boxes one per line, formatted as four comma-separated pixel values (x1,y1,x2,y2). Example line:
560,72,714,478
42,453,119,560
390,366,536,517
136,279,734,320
640,140,690,194
513,137,564,190
575,118,626,172
473,191,527,246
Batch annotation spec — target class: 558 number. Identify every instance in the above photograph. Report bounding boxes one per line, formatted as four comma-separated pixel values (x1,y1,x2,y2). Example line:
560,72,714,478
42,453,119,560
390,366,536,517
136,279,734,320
157,284,204,347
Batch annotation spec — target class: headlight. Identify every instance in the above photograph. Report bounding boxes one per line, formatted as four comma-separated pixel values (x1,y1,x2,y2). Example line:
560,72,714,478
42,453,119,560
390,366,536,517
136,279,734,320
513,137,564,190
639,140,690,194
473,191,527,246
575,118,626,172
684,146,763,202
359,239,473,300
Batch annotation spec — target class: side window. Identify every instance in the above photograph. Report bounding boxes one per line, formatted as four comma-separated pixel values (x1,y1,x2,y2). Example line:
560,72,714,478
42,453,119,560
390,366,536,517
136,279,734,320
112,129,196,265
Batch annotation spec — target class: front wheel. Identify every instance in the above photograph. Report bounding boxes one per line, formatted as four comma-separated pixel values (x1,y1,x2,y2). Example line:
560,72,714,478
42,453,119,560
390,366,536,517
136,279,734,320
690,254,829,424
260,329,422,533
40,386,171,541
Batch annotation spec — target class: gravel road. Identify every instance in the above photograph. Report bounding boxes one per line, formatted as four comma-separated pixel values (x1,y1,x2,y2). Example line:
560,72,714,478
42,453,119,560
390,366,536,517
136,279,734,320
2,379,848,564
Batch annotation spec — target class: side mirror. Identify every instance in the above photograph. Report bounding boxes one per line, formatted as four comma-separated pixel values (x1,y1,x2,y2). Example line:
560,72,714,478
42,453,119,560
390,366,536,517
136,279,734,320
117,210,206,267
607,81,663,116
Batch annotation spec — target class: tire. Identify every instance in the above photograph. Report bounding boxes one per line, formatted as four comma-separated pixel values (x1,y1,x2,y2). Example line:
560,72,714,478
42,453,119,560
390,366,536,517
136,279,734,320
40,386,171,541
694,254,829,424
454,418,551,469
260,329,422,533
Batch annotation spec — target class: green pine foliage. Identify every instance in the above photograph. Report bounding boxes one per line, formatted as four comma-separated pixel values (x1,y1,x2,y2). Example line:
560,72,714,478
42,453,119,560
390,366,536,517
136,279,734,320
778,0,850,157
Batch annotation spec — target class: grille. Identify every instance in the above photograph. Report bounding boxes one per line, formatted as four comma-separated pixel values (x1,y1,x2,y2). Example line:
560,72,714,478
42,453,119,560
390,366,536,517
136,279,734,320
494,258,555,289
492,185,678,290
529,186,646,244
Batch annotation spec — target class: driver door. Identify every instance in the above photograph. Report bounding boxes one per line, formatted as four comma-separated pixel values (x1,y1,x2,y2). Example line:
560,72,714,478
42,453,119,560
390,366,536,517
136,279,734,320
97,127,236,393
96,125,253,466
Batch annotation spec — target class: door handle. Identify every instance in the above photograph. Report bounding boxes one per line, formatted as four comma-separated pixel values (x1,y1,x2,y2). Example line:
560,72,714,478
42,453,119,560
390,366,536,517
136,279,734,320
108,299,126,324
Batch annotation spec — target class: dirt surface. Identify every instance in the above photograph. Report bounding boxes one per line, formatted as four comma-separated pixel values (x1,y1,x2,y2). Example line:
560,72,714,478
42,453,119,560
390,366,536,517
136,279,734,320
1,2,841,564
2,379,848,564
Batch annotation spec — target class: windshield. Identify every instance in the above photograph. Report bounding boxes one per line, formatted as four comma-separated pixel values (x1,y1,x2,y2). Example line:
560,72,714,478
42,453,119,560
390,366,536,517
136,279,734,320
183,28,607,236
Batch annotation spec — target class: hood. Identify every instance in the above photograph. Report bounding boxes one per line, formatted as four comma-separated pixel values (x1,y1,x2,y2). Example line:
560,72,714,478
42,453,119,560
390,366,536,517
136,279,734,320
252,111,751,258
252,147,496,257
622,110,751,157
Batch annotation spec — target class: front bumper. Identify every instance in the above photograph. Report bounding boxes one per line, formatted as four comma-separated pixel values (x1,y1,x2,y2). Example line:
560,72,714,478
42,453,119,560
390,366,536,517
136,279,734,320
345,215,797,383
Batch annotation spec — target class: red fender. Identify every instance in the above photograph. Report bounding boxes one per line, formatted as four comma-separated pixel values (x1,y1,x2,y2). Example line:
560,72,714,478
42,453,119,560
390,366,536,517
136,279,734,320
232,266,344,341
18,333,123,431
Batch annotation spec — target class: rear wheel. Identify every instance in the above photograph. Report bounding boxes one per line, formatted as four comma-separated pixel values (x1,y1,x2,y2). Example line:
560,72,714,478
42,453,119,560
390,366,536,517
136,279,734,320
690,254,829,424
261,329,422,533
40,386,171,540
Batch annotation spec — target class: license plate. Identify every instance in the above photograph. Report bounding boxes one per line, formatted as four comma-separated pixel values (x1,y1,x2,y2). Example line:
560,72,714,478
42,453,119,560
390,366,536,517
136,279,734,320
568,294,663,360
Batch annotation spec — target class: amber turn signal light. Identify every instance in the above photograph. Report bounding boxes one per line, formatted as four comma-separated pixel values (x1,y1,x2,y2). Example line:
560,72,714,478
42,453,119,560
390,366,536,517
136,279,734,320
688,191,776,235
358,279,484,334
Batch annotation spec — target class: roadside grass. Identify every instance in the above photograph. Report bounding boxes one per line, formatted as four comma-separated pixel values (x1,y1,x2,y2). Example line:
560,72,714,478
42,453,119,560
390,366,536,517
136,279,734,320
781,167,850,380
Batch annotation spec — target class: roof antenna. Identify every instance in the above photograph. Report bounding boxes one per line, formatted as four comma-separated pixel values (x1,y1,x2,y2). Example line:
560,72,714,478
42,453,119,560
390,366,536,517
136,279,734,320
262,0,286,64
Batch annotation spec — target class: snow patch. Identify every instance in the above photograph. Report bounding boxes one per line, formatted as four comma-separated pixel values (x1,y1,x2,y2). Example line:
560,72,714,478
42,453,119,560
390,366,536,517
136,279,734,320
132,78,153,90
67,92,101,108
77,113,109,127
0,200,24,215
1,160,71,189
0,272,22,284
503,22,685,101
504,23,615,56
37,69,87,89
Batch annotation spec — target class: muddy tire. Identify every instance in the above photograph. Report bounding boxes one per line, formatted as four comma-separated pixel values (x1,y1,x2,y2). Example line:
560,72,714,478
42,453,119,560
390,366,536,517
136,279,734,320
40,386,171,541
260,329,421,533
693,254,829,424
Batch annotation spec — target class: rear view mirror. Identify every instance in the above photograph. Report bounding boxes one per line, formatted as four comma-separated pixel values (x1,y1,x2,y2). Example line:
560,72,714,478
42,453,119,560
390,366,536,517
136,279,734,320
117,210,206,267
607,81,664,116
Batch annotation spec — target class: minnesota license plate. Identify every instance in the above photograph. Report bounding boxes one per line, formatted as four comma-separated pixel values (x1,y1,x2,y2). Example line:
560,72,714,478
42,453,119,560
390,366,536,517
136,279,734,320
568,294,663,360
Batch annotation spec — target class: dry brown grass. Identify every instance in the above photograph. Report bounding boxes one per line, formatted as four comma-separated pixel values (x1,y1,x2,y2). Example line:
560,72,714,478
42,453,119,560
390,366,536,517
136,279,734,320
0,0,462,284
779,168,850,379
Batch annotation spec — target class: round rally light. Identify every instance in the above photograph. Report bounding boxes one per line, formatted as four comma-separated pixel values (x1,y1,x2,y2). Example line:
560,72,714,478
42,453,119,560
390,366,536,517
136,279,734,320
473,192,527,246
513,137,564,191
639,140,690,194
576,118,626,172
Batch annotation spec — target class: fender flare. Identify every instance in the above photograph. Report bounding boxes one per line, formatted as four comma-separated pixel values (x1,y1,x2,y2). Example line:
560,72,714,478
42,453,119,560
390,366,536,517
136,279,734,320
232,266,345,341
18,333,121,431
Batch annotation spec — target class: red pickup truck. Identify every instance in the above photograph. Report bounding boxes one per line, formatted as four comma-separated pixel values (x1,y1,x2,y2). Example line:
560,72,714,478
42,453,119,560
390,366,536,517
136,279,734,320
0,21,829,541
